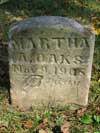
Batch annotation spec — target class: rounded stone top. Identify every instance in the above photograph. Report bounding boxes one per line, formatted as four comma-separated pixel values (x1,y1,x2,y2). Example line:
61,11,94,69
9,16,95,38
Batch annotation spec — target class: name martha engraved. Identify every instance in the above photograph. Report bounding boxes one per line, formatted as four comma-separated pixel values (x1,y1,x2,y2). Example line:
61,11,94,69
9,16,95,109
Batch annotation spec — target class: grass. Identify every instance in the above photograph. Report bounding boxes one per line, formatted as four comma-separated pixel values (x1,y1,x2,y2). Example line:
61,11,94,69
0,0,100,132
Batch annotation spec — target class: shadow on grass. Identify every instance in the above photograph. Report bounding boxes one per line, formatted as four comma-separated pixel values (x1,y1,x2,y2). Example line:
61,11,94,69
0,0,94,22
52,125,62,133
0,41,11,103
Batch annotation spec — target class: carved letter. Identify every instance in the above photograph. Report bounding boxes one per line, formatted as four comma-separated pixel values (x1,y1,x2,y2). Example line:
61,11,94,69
40,38,50,49
80,38,89,48
49,54,57,63
41,66,48,73
60,55,71,64
36,54,44,62
59,67,67,74
69,38,77,48
28,37,36,49
52,38,62,49
73,56,84,64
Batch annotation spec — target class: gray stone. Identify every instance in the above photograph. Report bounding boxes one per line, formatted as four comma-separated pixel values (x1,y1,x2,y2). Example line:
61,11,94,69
8,16,95,109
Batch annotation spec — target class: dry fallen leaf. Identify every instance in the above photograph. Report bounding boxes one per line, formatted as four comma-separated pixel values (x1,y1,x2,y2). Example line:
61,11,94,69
0,125,7,131
97,106,100,114
96,0,100,2
90,82,95,89
38,118,49,129
61,122,70,133
92,64,100,71
39,128,52,133
90,25,100,35
39,129,46,133
0,120,8,131
43,118,48,123
77,108,87,117
22,121,33,129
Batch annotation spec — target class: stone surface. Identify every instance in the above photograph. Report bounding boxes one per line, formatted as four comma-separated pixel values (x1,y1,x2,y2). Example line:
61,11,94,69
9,16,95,109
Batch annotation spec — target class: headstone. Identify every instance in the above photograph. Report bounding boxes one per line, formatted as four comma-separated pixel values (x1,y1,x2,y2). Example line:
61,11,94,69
9,16,95,109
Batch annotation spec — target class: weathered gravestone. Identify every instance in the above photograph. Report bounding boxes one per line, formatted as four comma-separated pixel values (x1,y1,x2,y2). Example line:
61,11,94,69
9,16,95,109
